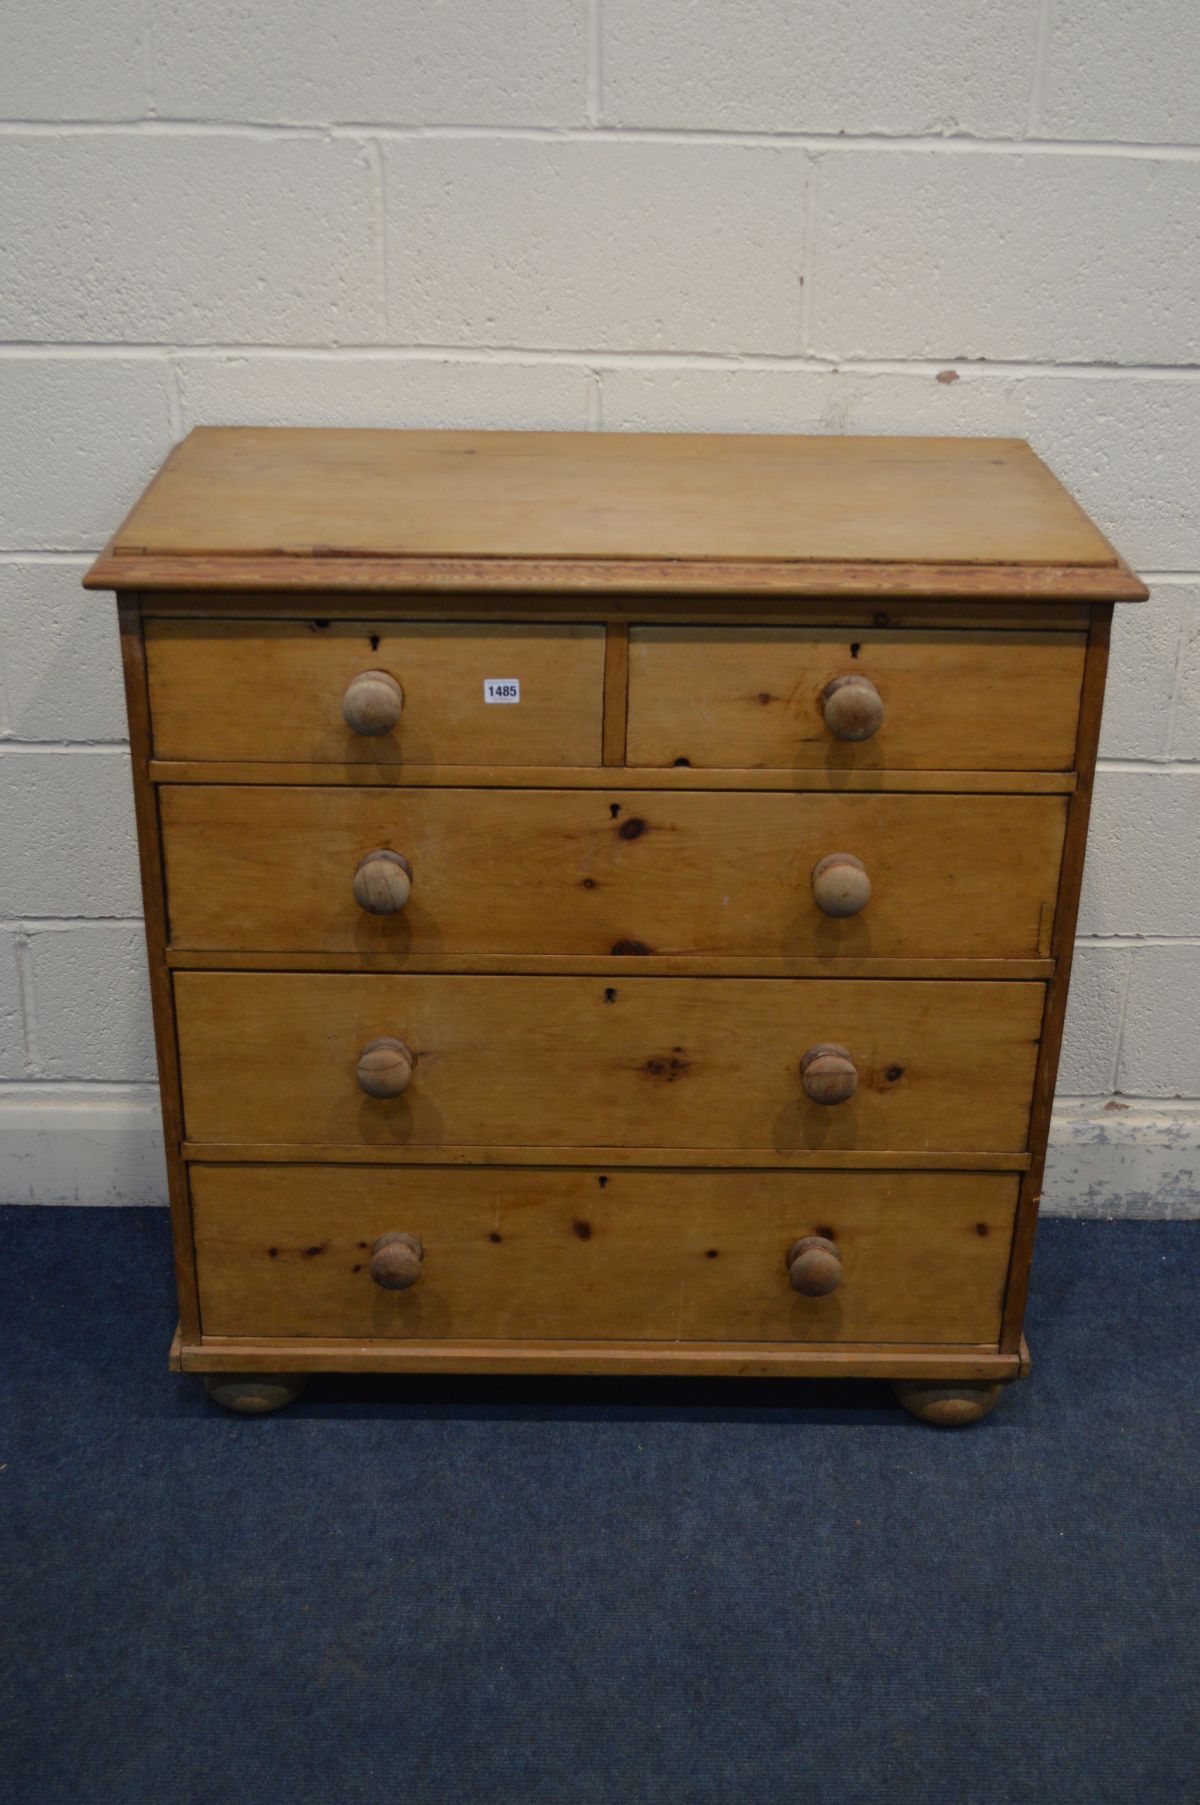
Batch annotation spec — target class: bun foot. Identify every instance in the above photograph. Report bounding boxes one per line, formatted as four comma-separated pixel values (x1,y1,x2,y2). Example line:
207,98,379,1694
891,1379,1004,1426
202,1373,310,1415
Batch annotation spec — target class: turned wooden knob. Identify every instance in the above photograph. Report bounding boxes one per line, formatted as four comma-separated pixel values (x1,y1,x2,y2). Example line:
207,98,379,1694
811,852,870,918
800,1043,858,1104
787,1235,842,1296
342,670,404,736
352,849,413,915
370,1232,424,1290
821,674,884,741
356,1036,415,1098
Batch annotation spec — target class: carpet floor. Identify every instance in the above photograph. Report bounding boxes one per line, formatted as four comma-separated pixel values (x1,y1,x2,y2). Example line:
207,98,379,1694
1,1208,1196,1805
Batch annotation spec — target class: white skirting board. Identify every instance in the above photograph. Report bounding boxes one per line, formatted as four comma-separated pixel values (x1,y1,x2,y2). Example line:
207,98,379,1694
0,1086,168,1208
0,1088,1197,1217
1043,1101,1200,1219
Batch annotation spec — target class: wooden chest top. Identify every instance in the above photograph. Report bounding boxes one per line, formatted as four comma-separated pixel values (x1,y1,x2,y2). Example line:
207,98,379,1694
85,427,1146,602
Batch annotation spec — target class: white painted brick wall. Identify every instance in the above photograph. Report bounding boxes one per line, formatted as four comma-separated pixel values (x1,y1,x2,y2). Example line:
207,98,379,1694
175,356,593,432
0,136,377,343
152,0,588,127
810,153,1200,364
0,1,1196,1211
384,140,809,350
603,0,1043,138
1041,0,1200,143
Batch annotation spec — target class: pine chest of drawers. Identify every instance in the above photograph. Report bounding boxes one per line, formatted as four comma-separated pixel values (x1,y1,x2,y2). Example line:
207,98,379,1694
86,428,1146,1422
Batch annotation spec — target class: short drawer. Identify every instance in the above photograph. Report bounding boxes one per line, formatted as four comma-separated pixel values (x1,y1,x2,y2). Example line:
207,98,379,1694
162,785,1067,961
145,618,605,765
175,974,1044,1153
192,1164,1018,1345
626,626,1086,770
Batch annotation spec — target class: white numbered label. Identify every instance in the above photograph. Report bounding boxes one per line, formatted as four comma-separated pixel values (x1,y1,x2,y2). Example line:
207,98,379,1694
483,679,521,704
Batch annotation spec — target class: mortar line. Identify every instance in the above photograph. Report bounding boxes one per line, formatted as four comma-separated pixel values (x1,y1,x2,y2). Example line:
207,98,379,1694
585,0,604,126
1,342,1198,378
1109,948,1137,1094
0,1075,160,1090
1052,1095,1200,1109
164,357,183,438
0,741,130,753
365,137,389,337
141,0,157,117
1075,935,1200,947
0,627,11,739
1026,0,1055,137
798,155,818,352
585,368,603,429
3,118,1200,157
1096,758,1200,774
1163,605,1192,756
2,918,145,931
14,930,42,1078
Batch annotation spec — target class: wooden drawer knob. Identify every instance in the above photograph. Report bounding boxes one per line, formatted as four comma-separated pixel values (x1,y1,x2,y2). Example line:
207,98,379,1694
370,1231,424,1290
342,670,404,736
811,852,870,918
352,849,413,915
821,674,884,741
356,1036,415,1098
800,1042,858,1104
787,1235,842,1296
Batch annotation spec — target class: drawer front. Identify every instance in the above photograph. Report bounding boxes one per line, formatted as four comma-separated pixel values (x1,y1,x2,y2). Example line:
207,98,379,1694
192,1164,1018,1345
145,619,605,765
627,627,1085,770
176,974,1043,1152
163,785,1067,961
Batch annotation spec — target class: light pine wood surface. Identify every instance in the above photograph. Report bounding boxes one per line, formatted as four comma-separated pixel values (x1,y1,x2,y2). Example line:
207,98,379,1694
104,429,1120,567
174,973,1045,1153
191,1164,1018,1345
117,598,202,1339
145,618,605,765
184,1145,1031,1172
1001,604,1114,1354
148,761,1077,795
627,627,1086,771
80,431,1148,1396
140,596,1097,630
178,1337,1024,1382
159,785,1068,962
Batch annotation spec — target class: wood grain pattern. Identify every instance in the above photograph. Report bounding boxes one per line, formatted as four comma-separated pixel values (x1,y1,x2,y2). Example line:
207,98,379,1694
145,618,605,765
183,1144,1031,1171
177,1336,1024,1382
103,429,1121,566
192,1164,1018,1345
628,627,1086,771
602,621,630,765
159,786,1068,962
1001,604,1114,1353
86,549,1148,601
148,760,1077,795
166,952,1056,980
139,594,1097,630
116,596,201,1339
174,973,1045,1154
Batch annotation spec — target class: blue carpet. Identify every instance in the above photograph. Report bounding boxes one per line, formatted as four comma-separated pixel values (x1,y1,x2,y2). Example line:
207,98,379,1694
1,1208,1196,1805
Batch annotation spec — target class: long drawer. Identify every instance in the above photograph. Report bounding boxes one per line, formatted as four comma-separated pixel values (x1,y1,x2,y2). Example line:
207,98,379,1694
175,974,1044,1152
161,786,1067,961
145,618,605,765
192,1164,1018,1344
627,626,1086,770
